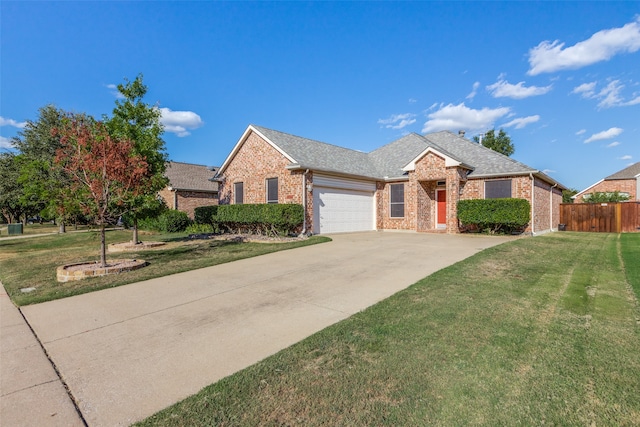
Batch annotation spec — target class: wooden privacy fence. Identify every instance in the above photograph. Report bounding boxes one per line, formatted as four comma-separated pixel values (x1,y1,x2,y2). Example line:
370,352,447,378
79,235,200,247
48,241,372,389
559,202,640,233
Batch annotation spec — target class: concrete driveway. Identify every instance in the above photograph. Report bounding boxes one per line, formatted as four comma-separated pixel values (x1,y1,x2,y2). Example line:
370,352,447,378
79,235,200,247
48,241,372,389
21,232,511,426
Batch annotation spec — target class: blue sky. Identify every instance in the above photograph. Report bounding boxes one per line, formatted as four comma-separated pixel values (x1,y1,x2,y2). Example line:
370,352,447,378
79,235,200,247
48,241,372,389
1,2,639,191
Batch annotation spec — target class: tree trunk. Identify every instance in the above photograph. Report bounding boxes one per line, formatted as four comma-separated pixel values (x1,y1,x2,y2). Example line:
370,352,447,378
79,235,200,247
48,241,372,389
59,221,66,233
133,218,139,245
100,225,107,268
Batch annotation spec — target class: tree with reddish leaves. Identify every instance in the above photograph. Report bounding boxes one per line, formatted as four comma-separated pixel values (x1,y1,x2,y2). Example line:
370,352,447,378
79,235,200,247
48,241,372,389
54,113,151,267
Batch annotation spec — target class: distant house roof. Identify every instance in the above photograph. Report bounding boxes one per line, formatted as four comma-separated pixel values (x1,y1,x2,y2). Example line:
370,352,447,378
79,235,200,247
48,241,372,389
604,162,640,180
165,161,219,192
218,125,565,188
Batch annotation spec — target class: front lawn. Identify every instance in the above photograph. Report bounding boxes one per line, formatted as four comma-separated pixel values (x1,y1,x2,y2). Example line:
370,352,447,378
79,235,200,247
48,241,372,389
0,230,329,306
138,232,640,426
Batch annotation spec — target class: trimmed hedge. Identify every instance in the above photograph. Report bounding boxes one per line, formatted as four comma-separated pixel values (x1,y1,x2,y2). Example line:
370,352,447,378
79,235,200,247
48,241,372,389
194,205,219,225
139,210,192,233
457,198,530,234
214,204,304,236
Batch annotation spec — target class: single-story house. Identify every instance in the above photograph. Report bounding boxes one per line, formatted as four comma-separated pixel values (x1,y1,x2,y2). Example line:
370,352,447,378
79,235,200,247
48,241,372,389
214,125,566,234
573,162,640,203
159,161,219,218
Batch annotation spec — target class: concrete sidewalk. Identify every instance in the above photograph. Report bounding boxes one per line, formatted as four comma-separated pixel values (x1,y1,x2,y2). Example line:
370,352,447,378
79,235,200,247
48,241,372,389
0,284,84,426
16,232,510,426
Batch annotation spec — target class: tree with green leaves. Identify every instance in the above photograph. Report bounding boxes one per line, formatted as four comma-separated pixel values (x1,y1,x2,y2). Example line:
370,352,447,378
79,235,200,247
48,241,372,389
583,191,630,203
0,153,25,223
11,105,81,231
105,74,168,244
473,129,515,157
562,188,578,204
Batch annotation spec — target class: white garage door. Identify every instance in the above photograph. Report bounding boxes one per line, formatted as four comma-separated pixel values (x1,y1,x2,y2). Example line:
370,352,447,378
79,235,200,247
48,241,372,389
313,175,376,234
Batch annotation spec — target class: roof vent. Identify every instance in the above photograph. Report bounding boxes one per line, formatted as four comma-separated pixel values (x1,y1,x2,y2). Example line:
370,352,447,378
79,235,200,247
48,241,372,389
458,130,466,137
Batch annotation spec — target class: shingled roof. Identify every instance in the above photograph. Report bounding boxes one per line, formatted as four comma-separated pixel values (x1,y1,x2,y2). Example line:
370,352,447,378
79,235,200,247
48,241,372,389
252,126,379,179
165,161,219,192
604,162,640,180
219,125,563,188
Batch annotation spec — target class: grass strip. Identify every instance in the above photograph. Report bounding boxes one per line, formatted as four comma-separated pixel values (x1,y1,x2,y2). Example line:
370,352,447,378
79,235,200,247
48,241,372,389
0,230,329,306
137,232,640,426
620,233,640,299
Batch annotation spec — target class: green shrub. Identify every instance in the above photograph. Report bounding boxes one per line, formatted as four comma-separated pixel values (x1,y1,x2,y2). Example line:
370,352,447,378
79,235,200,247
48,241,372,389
194,205,219,225
138,216,163,232
458,198,530,234
185,223,215,234
158,210,192,233
583,191,630,203
139,210,192,233
214,204,304,236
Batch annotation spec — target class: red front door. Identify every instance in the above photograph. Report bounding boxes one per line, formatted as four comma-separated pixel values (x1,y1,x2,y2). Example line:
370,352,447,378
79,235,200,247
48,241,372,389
437,189,447,227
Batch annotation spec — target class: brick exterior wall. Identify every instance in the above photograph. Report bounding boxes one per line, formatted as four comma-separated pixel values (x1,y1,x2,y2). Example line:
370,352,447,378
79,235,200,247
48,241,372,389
158,188,174,211
374,156,561,234
219,130,562,235
218,130,312,231
574,179,638,203
532,179,561,233
158,188,218,219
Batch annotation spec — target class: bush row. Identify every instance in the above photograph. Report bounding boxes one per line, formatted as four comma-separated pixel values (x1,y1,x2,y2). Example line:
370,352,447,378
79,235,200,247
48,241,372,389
194,204,304,236
139,210,192,233
457,198,530,234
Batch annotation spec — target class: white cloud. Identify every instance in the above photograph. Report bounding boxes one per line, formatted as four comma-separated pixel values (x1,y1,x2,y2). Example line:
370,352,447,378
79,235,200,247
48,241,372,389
502,115,540,129
528,17,640,75
422,103,511,133
597,80,625,108
106,83,125,99
0,136,14,149
487,78,552,99
606,141,620,148
159,108,204,137
408,98,417,104
572,79,640,108
466,81,480,100
584,127,623,143
619,155,633,160
378,113,417,130
572,82,597,98
576,129,586,135
542,169,556,175
0,116,26,128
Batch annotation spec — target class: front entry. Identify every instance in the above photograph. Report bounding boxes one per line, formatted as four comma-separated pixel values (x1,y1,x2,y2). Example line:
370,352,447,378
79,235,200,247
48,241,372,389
437,189,447,228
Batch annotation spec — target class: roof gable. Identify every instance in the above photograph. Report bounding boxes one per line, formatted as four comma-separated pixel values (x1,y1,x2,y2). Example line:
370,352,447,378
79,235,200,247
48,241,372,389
218,125,296,174
423,131,536,178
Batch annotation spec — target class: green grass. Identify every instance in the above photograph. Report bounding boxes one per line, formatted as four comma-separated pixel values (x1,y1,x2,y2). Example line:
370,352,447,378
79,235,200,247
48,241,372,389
0,222,95,237
0,230,330,306
621,233,640,299
137,232,640,426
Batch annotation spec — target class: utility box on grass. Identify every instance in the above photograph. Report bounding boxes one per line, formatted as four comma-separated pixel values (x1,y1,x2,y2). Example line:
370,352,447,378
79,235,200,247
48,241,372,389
8,223,23,235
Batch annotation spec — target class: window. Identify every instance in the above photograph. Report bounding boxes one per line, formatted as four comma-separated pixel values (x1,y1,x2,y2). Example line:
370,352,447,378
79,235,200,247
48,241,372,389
390,183,405,217
485,179,511,199
234,182,244,204
266,178,278,204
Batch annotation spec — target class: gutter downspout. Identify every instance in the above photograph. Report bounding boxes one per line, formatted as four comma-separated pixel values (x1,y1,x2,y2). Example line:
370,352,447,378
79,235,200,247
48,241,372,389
301,169,309,235
530,173,535,235
550,183,558,232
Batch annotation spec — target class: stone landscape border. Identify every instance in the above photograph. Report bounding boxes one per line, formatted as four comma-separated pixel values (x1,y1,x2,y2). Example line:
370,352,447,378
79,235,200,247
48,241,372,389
57,259,147,282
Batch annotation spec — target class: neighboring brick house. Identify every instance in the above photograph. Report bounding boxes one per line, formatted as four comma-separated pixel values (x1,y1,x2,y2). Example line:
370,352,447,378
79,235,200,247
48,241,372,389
573,162,640,203
214,125,566,234
159,161,219,218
